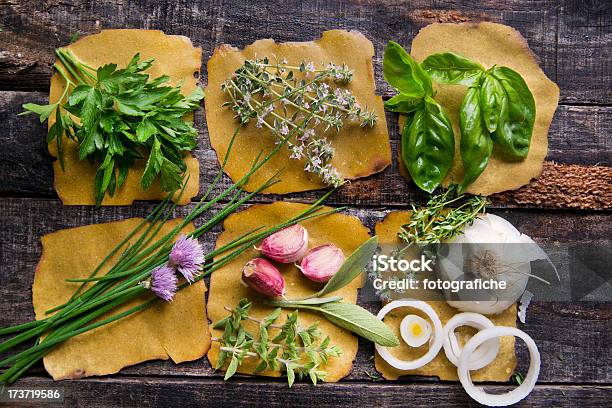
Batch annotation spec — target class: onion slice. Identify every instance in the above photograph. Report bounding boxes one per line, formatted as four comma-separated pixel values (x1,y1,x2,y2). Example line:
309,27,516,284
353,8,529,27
457,326,540,406
376,300,443,370
443,313,500,370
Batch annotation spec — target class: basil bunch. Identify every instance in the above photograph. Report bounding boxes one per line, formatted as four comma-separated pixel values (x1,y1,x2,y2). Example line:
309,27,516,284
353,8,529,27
383,42,455,193
422,53,536,191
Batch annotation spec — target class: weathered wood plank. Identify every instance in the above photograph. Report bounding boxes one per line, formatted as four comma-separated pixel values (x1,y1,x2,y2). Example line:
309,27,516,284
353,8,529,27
1,0,606,104
0,198,610,384
1,91,610,208
6,376,612,407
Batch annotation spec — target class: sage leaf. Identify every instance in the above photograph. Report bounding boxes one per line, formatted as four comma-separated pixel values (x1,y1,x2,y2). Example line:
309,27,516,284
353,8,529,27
384,92,423,114
383,41,431,96
311,236,379,299
224,355,239,380
402,96,455,193
459,87,493,192
490,66,536,159
318,302,399,347
479,73,507,133
421,52,484,86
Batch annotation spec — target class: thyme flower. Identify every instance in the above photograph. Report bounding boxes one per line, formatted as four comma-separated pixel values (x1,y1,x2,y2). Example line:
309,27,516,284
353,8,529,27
222,57,377,187
150,265,178,302
169,235,205,282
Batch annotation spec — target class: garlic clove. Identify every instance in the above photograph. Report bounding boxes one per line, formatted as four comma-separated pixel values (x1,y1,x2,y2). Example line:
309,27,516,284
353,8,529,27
241,258,285,298
257,224,309,263
298,244,345,283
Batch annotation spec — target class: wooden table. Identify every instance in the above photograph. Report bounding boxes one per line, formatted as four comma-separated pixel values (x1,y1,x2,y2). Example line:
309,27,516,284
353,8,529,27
0,1,610,406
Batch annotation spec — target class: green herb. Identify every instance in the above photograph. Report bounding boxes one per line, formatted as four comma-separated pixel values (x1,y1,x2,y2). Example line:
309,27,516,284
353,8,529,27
382,42,455,193
222,57,377,187
512,371,525,385
20,48,205,205
0,124,339,385
213,299,341,387
398,185,487,244
421,52,535,190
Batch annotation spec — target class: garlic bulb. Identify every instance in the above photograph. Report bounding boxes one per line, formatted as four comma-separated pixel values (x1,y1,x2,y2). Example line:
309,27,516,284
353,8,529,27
437,214,551,315
241,258,285,298
298,244,345,283
256,224,309,263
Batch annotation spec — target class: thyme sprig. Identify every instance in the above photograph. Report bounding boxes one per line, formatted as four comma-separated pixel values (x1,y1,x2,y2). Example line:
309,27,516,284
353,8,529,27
213,299,341,387
398,185,488,244
222,57,377,187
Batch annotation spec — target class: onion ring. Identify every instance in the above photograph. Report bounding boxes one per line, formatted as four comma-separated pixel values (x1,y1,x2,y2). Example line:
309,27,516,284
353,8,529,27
458,326,540,406
443,313,500,370
376,300,443,370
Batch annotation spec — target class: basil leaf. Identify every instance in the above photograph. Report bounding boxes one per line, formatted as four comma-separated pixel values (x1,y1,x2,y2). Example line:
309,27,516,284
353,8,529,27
490,67,536,159
479,73,506,133
312,236,379,298
384,93,423,114
402,96,455,193
383,41,430,96
421,52,484,86
459,87,493,192
318,302,399,347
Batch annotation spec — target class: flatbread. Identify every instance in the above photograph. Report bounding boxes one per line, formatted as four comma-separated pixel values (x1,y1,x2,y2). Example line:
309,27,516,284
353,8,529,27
206,202,371,382
398,22,559,195
206,30,391,194
373,211,517,381
48,29,201,205
33,218,210,380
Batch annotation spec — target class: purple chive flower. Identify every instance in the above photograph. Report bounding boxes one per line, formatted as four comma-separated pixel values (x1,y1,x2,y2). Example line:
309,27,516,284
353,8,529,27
150,265,178,302
169,235,205,282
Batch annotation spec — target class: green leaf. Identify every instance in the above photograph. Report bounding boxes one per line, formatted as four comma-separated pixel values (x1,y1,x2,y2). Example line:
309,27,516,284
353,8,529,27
80,87,102,130
313,236,379,298
459,87,493,192
286,363,295,387
159,158,183,192
317,302,399,347
224,356,239,380
68,85,94,106
402,96,455,193
421,52,484,86
20,103,57,123
384,93,423,114
490,66,536,159
479,73,507,133
136,118,157,142
383,41,430,96
97,63,117,82
141,137,163,190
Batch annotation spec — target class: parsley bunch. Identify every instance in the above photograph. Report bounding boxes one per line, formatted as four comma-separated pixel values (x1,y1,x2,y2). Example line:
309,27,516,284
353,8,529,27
213,299,341,387
21,48,204,205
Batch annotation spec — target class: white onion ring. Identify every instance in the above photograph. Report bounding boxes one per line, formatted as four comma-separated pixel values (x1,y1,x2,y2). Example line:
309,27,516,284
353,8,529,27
376,300,443,370
458,326,540,407
443,312,500,370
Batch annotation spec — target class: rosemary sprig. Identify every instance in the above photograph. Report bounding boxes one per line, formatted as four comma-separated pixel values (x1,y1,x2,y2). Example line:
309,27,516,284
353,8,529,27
213,299,341,387
222,57,377,187
398,185,488,244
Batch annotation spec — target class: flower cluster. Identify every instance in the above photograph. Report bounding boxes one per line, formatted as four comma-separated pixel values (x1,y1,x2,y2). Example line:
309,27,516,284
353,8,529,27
221,57,378,187
144,235,205,302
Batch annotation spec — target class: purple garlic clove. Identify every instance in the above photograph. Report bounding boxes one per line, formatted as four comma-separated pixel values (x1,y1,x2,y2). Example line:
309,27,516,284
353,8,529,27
298,244,345,283
257,224,309,263
241,258,286,298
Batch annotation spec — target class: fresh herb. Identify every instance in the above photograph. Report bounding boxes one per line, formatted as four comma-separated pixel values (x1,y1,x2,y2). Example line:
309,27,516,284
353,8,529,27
222,57,377,187
512,371,525,385
382,42,455,193
213,299,341,387
398,185,487,244
421,52,536,191
20,48,205,205
0,126,339,385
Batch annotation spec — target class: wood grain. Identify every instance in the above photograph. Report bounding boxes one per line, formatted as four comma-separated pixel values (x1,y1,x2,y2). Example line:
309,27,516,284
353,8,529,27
1,91,610,208
0,198,610,385
0,0,609,105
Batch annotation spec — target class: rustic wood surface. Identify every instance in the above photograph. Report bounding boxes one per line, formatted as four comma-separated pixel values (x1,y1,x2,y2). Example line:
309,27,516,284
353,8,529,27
0,0,610,407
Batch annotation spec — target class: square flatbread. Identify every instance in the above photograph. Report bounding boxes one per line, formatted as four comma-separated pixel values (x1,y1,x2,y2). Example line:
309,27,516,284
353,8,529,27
207,202,371,382
373,211,517,381
399,22,560,195
48,30,201,205
33,218,210,380
206,30,391,194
